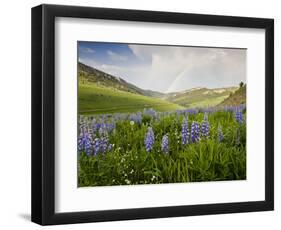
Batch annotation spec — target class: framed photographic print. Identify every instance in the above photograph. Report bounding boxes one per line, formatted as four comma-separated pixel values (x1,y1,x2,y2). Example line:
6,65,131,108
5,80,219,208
31,4,274,225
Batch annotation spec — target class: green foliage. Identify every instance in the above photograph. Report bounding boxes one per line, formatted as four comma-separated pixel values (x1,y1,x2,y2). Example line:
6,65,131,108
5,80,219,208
78,110,246,187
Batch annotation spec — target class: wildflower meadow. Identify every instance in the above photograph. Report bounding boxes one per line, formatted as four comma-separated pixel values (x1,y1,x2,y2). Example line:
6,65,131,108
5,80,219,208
77,42,247,187
78,105,246,187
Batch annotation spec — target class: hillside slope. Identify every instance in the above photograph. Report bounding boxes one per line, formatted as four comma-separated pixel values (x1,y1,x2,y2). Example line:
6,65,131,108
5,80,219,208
78,83,185,115
164,87,238,108
78,62,243,113
78,62,164,98
219,85,246,106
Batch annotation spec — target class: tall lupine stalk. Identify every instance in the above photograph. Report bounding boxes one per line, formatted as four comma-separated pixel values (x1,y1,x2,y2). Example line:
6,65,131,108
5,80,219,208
144,127,155,152
161,134,169,154
201,113,210,138
235,109,244,124
78,127,92,156
181,118,189,145
93,138,100,156
100,136,109,153
191,121,200,143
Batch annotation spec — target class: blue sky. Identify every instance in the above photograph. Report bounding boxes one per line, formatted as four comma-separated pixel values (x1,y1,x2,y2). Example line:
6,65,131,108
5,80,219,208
79,42,149,67
78,41,246,93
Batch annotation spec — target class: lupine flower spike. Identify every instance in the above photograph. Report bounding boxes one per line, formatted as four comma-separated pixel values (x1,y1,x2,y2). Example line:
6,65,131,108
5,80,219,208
93,138,100,156
201,113,210,138
101,137,110,153
191,121,200,143
78,128,92,156
235,109,243,124
144,127,155,152
161,134,169,154
181,118,189,145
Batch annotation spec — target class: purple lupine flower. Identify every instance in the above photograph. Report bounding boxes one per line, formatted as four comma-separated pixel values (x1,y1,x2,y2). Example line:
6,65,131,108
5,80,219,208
93,119,116,135
93,138,100,156
143,108,157,119
191,121,200,143
129,113,142,125
224,105,237,112
185,108,199,115
78,129,92,156
92,136,111,155
92,121,101,134
161,134,169,154
98,123,108,136
235,109,244,124
106,123,116,133
100,136,109,153
114,113,122,121
201,113,210,138
144,127,155,152
218,125,224,142
181,118,189,145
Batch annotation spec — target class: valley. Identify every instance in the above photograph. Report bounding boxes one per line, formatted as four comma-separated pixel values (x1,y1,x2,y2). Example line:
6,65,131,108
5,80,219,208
78,62,246,115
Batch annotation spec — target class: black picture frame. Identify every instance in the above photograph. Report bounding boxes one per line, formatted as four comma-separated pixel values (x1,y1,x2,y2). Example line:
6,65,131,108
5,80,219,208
31,4,274,225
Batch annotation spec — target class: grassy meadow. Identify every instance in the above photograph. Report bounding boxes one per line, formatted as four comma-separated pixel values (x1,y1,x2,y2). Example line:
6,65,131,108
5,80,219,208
78,80,246,186
77,62,246,187
78,82,185,115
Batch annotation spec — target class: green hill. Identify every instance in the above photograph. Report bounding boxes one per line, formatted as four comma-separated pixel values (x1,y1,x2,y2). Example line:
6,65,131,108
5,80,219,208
78,62,184,115
219,85,246,106
78,83,185,115
163,87,238,108
78,62,243,114
78,62,164,98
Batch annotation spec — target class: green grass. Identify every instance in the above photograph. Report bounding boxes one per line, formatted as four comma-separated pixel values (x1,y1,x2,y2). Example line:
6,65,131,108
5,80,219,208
187,95,229,108
78,110,246,186
78,82,185,115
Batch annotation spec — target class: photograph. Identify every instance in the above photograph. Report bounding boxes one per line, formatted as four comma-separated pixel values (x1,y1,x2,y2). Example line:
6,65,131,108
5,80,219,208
77,41,247,187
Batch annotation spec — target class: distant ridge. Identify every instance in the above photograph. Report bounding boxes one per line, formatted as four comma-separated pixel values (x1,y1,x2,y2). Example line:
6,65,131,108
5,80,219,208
163,86,238,108
78,62,164,98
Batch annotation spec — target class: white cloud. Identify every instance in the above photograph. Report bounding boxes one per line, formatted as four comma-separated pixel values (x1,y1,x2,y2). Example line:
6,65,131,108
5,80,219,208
107,50,127,62
79,56,147,86
80,45,246,93
127,45,246,92
79,47,95,53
